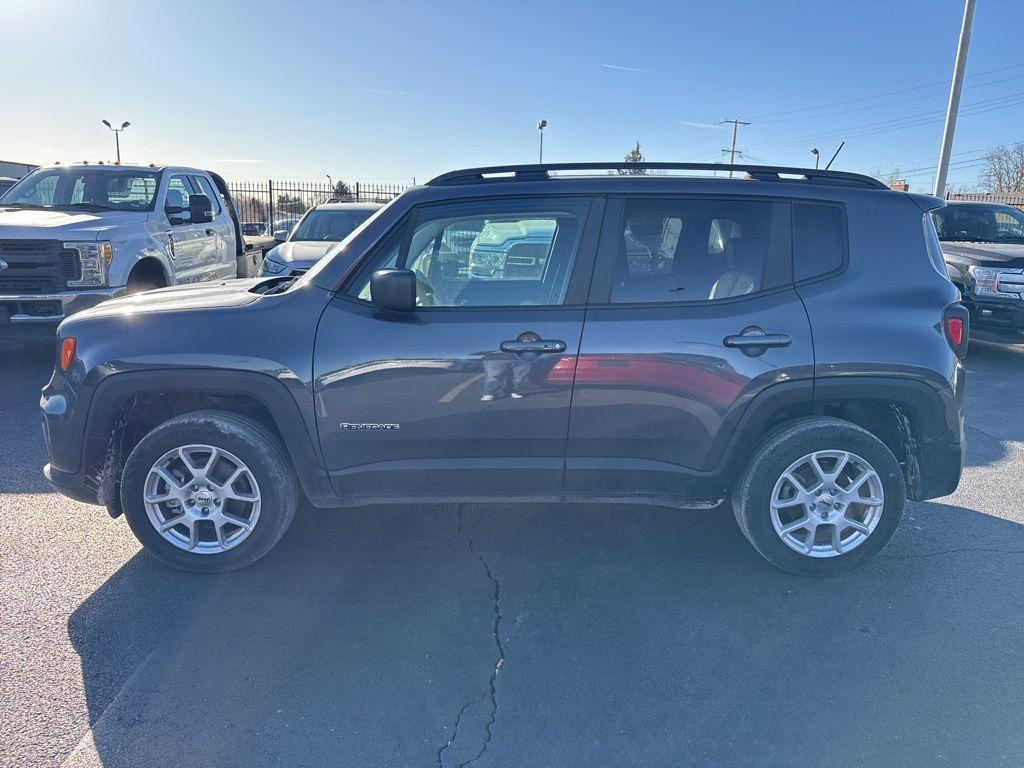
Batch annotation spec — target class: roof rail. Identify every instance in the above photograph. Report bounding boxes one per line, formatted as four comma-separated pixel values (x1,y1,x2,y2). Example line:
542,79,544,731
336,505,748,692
426,162,888,190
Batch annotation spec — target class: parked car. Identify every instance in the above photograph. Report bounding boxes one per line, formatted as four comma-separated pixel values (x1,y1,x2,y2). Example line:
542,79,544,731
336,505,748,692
932,201,1024,344
241,222,264,237
260,202,382,277
262,217,302,238
42,162,967,575
0,163,247,331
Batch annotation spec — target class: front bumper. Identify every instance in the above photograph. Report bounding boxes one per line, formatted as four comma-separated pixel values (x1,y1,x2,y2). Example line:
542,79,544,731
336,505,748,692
0,286,126,327
963,297,1024,344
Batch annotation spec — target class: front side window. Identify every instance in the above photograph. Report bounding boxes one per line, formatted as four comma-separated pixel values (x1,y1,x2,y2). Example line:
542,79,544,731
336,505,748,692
612,198,774,303
349,197,590,307
292,209,375,242
0,168,159,210
165,175,194,222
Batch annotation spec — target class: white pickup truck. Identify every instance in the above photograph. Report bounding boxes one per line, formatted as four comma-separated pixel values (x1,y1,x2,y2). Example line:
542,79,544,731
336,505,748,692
0,163,259,332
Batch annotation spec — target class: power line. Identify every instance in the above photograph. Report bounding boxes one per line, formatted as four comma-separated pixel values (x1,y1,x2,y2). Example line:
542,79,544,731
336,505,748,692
748,61,1024,120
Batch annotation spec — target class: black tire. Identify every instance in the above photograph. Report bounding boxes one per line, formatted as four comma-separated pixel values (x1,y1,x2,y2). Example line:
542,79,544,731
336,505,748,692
126,277,164,294
733,416,906,576
120,410,297,573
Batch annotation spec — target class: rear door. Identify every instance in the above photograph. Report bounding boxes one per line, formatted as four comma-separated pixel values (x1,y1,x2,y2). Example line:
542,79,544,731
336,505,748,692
313,195,603,500
565,195,813,499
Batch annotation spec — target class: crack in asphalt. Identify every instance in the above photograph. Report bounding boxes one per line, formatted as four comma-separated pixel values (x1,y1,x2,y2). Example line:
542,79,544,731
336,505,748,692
436,506,506,768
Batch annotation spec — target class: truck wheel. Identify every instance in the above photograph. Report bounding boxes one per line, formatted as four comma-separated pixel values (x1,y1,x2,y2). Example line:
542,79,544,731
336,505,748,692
120,410,297,572
733,417,905,575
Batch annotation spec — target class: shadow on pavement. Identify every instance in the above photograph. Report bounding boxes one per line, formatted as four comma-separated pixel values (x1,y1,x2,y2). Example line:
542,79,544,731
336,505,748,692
67,498,1024,767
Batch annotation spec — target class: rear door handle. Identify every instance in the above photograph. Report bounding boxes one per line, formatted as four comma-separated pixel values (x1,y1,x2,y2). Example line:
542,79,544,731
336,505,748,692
723,331,792,349
500,339,567,354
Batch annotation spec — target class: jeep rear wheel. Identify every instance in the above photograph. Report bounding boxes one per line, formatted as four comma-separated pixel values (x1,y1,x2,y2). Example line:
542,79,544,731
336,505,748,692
733,417,905,575
120,410,297,572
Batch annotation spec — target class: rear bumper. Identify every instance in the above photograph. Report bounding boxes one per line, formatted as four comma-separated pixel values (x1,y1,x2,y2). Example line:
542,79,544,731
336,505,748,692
0,286,126,327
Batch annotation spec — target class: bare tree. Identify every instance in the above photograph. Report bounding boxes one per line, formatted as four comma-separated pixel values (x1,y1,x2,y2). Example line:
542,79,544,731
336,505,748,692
980,143,1024,192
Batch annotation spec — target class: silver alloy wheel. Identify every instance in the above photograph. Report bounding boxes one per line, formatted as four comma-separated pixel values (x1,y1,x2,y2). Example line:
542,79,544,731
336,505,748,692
770,450,884,558
143,444,261,554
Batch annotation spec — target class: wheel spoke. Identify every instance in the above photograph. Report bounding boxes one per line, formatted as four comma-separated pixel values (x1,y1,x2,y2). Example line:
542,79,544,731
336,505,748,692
159,514,188,532
184,519,198,550
222,513,252,531
216,523,230,548
202,448,220,476
152,466,184,490
146,490,175,504
830,524,844,554
842,517,871,535
779,516,810,536
803,521,819,552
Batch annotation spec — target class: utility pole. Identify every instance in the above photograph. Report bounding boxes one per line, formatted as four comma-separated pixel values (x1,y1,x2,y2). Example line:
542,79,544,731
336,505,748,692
934,0,976,197
721,117,750,177
537,120,548,163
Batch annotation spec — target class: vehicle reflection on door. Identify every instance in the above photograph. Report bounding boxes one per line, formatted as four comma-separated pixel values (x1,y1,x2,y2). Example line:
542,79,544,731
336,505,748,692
545,352,746,406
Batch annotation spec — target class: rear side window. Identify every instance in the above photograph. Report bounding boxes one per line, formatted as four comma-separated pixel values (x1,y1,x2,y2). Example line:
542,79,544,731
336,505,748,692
191,175,222,213
611,198,775,303
792,203,846,282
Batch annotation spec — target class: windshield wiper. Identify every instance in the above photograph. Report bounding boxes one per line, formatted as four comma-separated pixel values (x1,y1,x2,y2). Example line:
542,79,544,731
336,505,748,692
63,202,118,211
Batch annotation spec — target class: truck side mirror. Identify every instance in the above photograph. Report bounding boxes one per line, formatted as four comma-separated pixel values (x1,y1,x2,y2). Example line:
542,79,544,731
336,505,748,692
370,269,416,313
273,229,289,243
188,193,215,224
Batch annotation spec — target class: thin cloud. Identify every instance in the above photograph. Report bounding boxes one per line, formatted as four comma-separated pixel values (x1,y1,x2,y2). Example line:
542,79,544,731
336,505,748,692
212,158,264,164
600,63,654,74
680,120,719,129
333,85,413,96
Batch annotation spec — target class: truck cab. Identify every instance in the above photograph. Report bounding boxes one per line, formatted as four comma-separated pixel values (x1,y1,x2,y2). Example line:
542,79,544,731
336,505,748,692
0,163,243,330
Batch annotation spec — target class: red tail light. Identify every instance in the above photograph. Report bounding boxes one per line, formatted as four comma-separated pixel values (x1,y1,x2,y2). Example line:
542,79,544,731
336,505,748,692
60,337,77,371
946,317,964,346
942,304,969,358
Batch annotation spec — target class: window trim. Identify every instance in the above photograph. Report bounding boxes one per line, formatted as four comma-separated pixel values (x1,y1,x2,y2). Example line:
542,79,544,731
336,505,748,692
587,194,796,308
339,194,603,311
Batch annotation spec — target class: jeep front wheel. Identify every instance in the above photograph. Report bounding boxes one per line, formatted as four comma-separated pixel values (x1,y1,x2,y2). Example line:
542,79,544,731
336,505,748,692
120,410,297,572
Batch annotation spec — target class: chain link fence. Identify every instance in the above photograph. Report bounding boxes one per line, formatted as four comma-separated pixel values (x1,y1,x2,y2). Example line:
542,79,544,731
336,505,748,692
228,180,409,235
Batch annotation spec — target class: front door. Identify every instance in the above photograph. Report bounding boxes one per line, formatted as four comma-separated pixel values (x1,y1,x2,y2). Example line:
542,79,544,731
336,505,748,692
565,195,814,500
164,174,218,283
313,195,602,500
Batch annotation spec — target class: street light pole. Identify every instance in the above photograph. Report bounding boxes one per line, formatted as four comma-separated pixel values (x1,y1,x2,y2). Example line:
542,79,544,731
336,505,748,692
811,148,820,169
101,119,131,164
933,0,976,197
537,119,547,163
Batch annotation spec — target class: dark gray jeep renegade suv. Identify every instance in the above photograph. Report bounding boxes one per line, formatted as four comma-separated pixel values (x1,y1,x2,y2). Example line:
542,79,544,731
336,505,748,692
41,163,968,575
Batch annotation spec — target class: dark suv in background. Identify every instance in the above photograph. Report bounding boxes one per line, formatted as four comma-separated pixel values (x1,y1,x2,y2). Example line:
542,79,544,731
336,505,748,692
932,201,1024,344
41,163,968,575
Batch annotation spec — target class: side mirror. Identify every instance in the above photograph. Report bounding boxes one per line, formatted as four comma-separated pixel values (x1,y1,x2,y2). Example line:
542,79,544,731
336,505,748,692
273,229,289,243
188,193,215,224
370,268,416,313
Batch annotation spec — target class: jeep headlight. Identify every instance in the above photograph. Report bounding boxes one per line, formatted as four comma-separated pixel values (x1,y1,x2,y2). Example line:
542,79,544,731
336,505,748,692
64,241,112,288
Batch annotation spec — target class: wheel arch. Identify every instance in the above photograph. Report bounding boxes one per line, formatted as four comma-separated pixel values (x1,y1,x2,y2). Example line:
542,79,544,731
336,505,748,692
81,369,336,516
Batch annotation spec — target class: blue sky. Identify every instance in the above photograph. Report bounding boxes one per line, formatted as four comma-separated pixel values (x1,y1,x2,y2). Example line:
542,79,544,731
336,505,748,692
2,0,1022,192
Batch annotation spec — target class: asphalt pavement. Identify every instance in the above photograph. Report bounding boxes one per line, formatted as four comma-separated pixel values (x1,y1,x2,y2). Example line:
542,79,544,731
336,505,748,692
1,337,1023,768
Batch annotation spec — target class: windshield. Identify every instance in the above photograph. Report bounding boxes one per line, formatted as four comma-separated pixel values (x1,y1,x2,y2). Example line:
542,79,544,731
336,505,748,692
931,204,1024,244
0,167,159,211
291,209,375,242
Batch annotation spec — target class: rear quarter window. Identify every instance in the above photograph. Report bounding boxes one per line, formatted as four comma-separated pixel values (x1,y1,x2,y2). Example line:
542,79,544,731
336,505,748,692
792,203,847,282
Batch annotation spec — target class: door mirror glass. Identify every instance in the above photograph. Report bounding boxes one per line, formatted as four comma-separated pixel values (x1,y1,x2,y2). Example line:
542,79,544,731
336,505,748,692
370,268,416,312
189,193,215,224
273,229,289,243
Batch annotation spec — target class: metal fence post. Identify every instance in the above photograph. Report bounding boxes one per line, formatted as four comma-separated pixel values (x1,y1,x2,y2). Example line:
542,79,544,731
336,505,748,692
268,179,274,231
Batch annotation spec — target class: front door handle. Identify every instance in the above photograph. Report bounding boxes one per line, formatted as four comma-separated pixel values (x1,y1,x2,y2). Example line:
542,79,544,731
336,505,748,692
500,339,566,354
205,228,215,236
